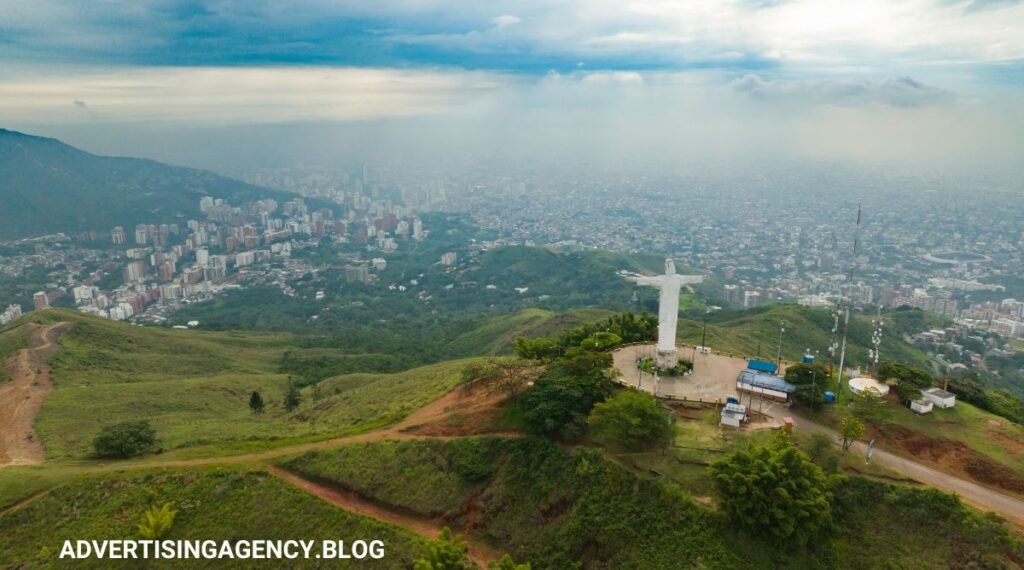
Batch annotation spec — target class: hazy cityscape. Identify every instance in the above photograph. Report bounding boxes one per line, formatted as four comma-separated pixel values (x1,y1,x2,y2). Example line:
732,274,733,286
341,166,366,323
4,162,1022,344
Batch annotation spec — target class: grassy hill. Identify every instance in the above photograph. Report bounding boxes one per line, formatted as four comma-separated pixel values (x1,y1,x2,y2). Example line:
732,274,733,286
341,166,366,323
0,128,312,239
677,304,932,370
445,307,616,356
12,310,473,459
0,320,30,381
0,466,429,569
280,437,1022,569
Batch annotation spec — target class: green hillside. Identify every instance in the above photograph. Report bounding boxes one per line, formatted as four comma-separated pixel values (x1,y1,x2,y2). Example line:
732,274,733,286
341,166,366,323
281,437,1022,569
0,128,313,238
0,320,30,381
677,304,932,370
18,310,473,459
0,467,429,569
445,307,616,356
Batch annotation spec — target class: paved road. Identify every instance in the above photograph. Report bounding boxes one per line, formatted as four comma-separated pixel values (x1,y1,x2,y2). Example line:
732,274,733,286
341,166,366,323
791,413,1024,527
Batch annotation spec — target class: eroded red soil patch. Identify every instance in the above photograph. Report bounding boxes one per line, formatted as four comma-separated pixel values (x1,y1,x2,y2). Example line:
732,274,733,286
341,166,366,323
869,423,1024,495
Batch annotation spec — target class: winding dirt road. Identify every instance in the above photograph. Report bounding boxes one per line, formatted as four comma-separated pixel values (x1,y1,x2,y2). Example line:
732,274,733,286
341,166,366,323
791,413,1024,527
0,322,72,466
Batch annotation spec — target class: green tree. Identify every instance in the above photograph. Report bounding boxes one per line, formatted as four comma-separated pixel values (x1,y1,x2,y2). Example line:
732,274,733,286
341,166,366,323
792,384,827,409
580,331,622,351
709,434,832,545
839,415,865,451
138,503,176,539
588,390,673,451
283,378,302,412
878,361,933,400
784,362,830,386
548,347,612,377
249,390,265,414
513,336,560,361
520,369,614,441
805,432,834,463
851,388,884,419
92,420,157,458
489,554,531,570
413,527,470,570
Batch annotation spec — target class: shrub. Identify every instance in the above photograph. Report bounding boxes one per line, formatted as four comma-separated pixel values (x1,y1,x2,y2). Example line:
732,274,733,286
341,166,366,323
413,528,470,570
138,503,176,539
92,420,157,458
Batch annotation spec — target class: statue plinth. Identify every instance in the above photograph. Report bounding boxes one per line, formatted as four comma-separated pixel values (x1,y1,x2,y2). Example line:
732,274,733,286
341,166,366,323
656,348,678,370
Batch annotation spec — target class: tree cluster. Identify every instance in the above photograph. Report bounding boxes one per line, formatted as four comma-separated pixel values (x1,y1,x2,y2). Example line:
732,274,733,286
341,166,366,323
878,361,933,401
709,432,833,546
587,390,674,451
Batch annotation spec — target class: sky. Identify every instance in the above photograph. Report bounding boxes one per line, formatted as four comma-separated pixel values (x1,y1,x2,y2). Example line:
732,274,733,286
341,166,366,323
2,0,1023,172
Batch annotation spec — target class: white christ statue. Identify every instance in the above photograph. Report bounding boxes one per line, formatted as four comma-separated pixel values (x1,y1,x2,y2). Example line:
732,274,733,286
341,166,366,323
631,258,704,369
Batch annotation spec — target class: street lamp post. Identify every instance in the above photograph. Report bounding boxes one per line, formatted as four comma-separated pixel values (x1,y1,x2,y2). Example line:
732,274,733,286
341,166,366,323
694,306,719,365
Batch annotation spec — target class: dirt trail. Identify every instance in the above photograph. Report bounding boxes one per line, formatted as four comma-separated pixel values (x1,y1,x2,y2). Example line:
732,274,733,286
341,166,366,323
0,322,72,466
267,466,499,567
61,382,510,474
0,490,49,518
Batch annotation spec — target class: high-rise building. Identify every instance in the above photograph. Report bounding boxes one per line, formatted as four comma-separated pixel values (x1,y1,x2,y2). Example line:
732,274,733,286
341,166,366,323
111,226,126,245
724,284,740,305
344,265,370,284
134,224,148,245
0,304,23,325
743,290,761,308
123,262,146,283
33,291,50,311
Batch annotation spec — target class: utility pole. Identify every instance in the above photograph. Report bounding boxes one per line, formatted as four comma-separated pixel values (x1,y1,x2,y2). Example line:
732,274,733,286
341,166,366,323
695,306,718,364
810,370,817,413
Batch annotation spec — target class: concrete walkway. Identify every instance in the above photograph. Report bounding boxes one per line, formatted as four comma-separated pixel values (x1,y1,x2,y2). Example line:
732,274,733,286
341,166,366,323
611,344,747,402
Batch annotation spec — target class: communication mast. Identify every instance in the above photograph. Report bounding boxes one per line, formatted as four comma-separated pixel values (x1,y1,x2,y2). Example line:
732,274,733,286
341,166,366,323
827,302,841,380
835,205,861,393
868,305,884,374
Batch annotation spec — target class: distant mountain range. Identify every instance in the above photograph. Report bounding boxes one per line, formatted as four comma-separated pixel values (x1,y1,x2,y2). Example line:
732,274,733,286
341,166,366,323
0,128,305,240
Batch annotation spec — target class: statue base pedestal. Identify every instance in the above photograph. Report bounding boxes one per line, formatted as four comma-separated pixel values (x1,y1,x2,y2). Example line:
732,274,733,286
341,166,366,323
656,349,678,370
